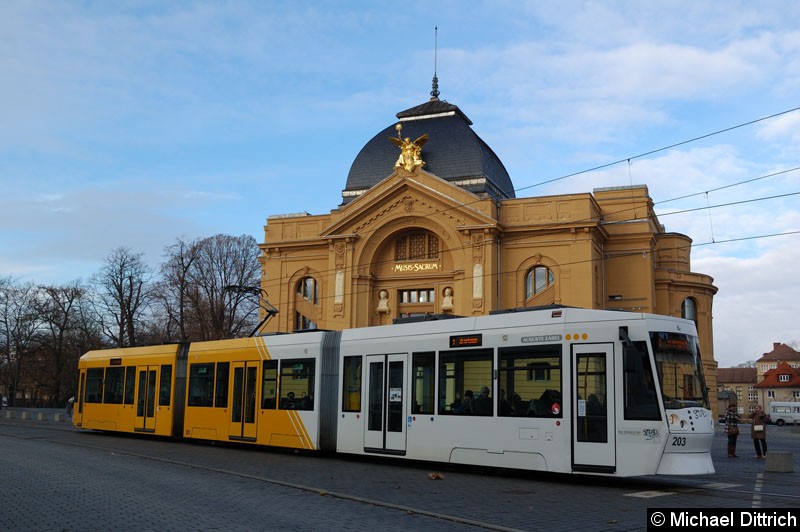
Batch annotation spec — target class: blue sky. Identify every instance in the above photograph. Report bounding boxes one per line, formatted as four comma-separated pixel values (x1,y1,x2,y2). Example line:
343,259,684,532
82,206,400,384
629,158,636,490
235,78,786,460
1,1,798,366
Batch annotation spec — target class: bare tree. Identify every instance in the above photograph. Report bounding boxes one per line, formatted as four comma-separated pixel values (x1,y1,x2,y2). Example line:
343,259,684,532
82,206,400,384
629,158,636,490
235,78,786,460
92,247,152,347
165,234,260,340
154,238,201,343
35,282,91,405
0,278,42,407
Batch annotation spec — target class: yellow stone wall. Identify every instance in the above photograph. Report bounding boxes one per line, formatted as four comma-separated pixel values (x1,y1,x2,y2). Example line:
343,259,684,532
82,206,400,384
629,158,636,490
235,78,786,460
258,170,717,403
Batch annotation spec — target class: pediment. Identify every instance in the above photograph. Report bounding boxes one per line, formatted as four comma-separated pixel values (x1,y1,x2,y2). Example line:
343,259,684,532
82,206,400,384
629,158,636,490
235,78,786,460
321,171,499,238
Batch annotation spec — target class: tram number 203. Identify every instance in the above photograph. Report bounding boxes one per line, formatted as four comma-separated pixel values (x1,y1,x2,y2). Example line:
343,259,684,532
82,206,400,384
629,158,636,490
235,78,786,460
671,436,687,447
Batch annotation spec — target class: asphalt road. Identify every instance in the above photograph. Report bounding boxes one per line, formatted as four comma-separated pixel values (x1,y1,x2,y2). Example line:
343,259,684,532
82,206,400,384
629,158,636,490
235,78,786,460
1,410,799,531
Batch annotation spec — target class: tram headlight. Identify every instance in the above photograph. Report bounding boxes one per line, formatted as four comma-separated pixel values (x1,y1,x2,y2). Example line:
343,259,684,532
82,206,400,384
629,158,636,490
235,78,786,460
668,413,687,428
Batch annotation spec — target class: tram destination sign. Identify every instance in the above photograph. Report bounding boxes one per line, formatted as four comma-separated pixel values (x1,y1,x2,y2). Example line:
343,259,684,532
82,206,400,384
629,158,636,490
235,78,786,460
521,335,563,343
450,334,482,347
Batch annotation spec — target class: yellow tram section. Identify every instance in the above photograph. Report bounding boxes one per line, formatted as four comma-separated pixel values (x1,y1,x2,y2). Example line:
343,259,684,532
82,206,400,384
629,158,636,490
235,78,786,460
181,337,316,450
74,344,180,437
75,337,317,451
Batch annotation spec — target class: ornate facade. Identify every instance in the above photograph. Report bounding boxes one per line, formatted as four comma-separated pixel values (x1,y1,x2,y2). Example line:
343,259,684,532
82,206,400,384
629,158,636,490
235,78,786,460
258,95,719,394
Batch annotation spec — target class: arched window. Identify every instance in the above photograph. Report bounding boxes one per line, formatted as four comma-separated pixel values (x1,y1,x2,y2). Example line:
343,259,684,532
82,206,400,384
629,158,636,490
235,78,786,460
525,266,555,300
298,277,317,304
395,231,439,261
681,297,697,324
295,277,318,330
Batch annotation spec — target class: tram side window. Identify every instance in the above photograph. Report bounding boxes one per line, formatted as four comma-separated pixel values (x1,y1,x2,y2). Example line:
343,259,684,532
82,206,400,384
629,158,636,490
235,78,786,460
438,349,494,416
103,366,125,404
215,362,229,408
85,368,104,403
124,366,136,405
261,360,278,409
498,346,562,418
342,356,362,413
188,363,215,407
279,358,315,410
412,352,435,414
623,341,661,420
159,365,172,406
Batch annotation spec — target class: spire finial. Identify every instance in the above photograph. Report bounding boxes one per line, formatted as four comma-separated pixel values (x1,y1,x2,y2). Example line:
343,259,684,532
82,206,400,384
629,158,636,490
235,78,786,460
430,26,440,100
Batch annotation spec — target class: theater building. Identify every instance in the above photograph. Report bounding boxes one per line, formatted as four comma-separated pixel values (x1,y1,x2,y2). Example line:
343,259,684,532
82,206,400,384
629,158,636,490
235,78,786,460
258,93,719,388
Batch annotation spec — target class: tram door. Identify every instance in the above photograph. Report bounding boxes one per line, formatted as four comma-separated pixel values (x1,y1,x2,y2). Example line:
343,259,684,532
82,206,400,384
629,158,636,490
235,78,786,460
229,361,258,441
364,354,407,455
135,366,158,432
74,370,86,426
572,344,615,472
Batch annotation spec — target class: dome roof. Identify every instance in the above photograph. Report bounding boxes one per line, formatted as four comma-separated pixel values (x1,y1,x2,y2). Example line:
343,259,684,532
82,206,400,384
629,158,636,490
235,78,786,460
342,98,515,205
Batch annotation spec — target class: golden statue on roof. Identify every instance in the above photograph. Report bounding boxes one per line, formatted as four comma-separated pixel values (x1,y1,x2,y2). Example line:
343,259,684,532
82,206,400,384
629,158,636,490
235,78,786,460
390,123,428,172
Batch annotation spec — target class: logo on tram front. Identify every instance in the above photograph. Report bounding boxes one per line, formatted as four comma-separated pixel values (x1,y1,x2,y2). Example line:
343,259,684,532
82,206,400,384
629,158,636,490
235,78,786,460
643,428,660,440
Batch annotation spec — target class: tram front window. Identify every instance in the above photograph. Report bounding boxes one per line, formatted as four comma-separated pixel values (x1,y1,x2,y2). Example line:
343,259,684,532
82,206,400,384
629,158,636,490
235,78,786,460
651,332,709,410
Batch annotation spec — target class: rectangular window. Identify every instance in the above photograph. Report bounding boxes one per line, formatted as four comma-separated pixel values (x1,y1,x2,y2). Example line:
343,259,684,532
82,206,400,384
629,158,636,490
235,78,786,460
499,346,563,418
215,362,229,408
261,360,278,409
124,366,136,405
779,374,790,382
621,341,661,421
188,363,215,407
85,368,104,403
159,365,172,406
279,358,315,410
368,360,384,431
575,353,608,443
412,352,435,414
103,366,125,404
768,390,775,398
438,348,494,416
342,356,362,412
399,289,435,305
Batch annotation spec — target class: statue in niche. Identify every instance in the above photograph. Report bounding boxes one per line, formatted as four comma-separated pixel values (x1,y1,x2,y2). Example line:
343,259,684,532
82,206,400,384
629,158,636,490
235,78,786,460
441,287,454,311
377,289,390,313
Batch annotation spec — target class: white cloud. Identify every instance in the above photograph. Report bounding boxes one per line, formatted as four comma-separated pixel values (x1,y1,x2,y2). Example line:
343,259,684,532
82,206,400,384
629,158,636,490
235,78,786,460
695,239,800,365
1,0,798,367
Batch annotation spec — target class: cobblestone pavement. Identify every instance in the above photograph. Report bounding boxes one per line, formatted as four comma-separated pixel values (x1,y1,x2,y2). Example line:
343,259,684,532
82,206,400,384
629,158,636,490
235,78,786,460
1,409,799,531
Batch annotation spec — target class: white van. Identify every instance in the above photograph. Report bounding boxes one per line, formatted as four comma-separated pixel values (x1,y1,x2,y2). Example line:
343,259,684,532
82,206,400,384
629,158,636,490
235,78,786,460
768,401,800,426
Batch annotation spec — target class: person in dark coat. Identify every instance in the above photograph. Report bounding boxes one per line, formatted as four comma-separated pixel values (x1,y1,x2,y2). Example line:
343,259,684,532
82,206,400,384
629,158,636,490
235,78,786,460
724,403,740,458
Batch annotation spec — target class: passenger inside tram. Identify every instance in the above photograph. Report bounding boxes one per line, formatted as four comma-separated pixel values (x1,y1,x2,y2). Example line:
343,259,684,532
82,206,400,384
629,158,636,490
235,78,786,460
453,390,474,414
281,392,296,409
473,387,493,416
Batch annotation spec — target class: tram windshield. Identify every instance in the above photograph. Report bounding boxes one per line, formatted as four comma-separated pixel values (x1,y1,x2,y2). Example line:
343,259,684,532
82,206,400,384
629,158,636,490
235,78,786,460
650,332,709,410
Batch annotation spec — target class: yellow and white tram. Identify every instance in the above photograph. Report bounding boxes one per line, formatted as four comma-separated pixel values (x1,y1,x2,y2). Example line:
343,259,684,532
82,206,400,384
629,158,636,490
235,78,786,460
74,306,715,477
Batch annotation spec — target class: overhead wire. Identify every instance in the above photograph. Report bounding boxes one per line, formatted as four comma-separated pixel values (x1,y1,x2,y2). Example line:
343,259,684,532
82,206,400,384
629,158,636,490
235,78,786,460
258,106,800,309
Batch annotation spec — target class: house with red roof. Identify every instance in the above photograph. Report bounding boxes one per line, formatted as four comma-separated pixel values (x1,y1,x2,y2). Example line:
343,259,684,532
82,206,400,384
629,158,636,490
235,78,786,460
753,343,800,415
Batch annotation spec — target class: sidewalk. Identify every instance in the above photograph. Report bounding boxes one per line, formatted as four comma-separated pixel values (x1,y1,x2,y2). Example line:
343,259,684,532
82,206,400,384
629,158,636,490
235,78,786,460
1,407,71,422
706,423,799,478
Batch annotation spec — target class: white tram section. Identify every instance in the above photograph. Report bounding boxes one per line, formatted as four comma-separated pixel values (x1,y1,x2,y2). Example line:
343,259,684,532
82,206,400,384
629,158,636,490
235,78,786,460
334,307,714,477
